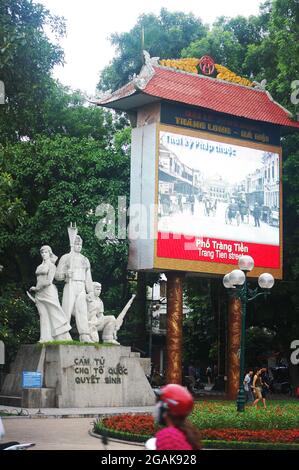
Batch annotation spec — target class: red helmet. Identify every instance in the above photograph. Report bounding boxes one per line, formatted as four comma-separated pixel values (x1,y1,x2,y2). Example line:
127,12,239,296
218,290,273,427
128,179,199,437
157,384,194,417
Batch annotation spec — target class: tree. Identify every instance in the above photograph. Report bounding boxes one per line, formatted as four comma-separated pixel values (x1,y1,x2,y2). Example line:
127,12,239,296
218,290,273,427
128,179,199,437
40,85,117,142
214,13,270,48
178,2,299,371
0,0,65,142
0,131,130,290
0,170,25,229
0,128,132,363
182,28,244,73
183,278,217,367
182,9,270,76
0,283,40,365
98,8,207,92
243,0,299,110
0,1,139,363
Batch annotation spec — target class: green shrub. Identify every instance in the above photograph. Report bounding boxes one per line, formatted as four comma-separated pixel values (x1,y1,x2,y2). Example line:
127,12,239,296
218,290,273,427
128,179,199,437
202,440,299,450
93,400,299,451
94,419,151,443
190,400,299,430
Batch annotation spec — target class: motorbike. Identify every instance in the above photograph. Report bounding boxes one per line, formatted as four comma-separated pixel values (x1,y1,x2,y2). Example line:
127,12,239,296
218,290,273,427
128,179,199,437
0,417,35,450
146,369,166,388
0,442,35,450
269,366,292,395
184,376,205,396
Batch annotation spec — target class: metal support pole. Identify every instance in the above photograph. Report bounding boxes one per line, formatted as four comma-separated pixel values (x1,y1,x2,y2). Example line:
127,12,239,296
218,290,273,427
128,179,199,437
166,272,184,384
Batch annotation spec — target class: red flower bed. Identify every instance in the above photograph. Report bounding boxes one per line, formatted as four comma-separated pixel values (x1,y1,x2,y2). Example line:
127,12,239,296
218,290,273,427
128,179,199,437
200,429,299,443
102,414,299,444
103,414,156,435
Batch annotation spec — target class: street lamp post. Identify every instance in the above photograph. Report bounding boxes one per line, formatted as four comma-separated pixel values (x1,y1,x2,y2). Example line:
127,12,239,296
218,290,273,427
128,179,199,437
223,255,274,412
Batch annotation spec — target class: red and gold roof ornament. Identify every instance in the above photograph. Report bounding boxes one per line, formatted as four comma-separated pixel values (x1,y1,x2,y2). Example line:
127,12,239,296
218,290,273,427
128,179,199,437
159,58,200,74
199,55,215,75
214,64,253,87
159,55,253,87
92,51,299,129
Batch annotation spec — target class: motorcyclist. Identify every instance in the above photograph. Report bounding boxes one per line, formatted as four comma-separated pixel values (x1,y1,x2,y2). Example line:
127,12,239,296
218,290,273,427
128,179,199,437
145,384,201,450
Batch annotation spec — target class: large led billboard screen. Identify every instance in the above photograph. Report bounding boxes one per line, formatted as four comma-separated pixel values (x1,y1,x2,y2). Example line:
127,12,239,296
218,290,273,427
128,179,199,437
154,125,282,277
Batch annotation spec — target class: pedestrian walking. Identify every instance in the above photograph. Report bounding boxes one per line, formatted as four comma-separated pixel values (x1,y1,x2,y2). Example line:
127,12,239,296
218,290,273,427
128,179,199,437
243,369,254,403
252,368,267,408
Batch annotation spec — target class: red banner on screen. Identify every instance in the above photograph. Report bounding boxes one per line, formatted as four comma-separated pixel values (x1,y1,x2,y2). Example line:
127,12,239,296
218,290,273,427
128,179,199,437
157,232,280,269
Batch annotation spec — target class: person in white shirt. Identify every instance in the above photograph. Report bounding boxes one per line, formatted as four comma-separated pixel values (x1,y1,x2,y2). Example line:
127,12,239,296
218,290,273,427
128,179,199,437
243,370,254,403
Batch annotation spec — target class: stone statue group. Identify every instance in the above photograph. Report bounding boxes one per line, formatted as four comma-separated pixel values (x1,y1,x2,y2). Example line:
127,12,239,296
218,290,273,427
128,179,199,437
27,224,135,344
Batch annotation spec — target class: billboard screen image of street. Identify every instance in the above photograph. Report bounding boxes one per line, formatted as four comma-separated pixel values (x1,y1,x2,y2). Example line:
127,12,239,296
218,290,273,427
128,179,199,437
156,127,281,273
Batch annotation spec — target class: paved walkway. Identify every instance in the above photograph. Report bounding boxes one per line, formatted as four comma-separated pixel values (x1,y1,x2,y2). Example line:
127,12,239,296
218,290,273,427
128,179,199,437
0,404,155,418
0,404,154,450
2,417,143,450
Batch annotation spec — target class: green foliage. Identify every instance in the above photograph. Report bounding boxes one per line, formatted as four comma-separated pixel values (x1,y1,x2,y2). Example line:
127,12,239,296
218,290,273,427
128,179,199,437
0,0,65,142
38,85,116,142
244,0,299,111
246,280,299,362
0,132,130,307
93,400,299,450
0,283,39,366
182,28,244,73
98,8,207,91
0,170,26,229
247,1,299,359
190,400,299,430
182,8,270,76
183,278,216,365
181,1,299,365
202,440,299,450
1,0,299,371
284,144,299,279
93,419,152,443
0,1,133,361
245,326,276,365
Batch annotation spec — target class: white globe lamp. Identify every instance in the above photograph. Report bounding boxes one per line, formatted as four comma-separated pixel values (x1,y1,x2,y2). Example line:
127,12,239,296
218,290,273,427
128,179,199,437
229,269,246,286
223,273,234,289
258,273,275,289
238,255,254,272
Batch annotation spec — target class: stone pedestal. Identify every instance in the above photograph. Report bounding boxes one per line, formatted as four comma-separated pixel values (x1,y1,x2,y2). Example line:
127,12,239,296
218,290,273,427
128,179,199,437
22,387,56,408
0,344,155,408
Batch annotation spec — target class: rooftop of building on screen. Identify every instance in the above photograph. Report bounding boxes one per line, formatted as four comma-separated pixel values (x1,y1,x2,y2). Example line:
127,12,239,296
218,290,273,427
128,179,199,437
93,51,299,130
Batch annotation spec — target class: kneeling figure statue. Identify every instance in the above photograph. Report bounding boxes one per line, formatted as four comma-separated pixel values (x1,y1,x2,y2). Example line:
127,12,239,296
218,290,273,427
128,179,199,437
86,282,135,345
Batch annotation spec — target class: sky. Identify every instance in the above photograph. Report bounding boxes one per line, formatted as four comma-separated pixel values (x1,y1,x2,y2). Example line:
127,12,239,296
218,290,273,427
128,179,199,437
37,0,263,96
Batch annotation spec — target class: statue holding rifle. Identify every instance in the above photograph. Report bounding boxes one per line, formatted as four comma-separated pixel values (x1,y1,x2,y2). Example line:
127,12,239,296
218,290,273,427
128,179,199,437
55,224,94,343
85,282,135,344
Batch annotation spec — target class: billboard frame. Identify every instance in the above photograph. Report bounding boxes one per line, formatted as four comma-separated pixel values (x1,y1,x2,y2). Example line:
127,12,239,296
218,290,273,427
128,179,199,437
153,123,283,279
